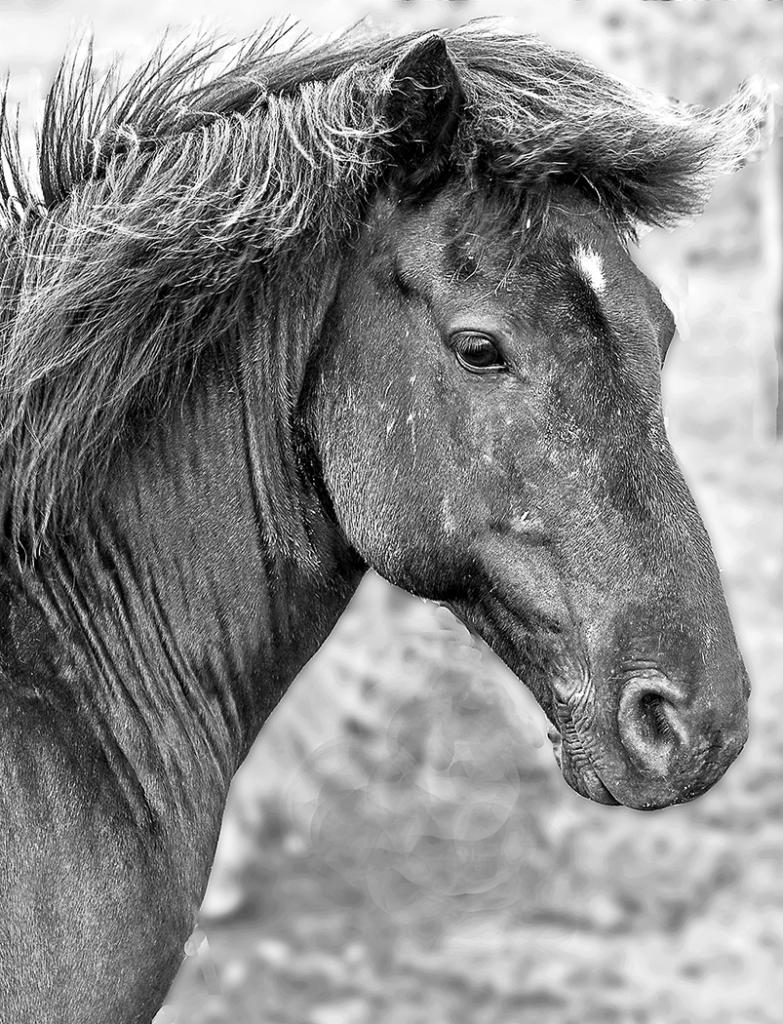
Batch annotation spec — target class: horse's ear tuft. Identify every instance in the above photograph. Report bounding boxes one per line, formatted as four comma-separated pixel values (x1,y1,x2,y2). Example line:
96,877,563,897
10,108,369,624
382,34,463,194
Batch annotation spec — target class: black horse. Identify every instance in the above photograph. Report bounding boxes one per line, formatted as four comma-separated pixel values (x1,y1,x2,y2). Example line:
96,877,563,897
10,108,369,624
0,25,763,1022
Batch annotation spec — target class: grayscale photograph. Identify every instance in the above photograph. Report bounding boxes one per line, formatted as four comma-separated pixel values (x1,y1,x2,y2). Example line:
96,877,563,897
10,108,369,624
0,1,780,1022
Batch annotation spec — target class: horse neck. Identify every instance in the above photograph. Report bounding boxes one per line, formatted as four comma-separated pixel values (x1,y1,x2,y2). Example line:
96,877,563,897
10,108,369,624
99,350,362,767
17,268,362,891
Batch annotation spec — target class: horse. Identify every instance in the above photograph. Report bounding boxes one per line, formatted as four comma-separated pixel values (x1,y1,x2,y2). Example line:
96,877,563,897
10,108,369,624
0,23,764,1023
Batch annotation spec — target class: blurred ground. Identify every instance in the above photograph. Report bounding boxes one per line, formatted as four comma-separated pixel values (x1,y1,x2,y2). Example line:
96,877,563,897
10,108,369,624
2,2,781,1023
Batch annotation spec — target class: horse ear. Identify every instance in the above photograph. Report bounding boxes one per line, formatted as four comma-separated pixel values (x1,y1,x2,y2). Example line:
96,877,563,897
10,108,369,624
382,35,463,192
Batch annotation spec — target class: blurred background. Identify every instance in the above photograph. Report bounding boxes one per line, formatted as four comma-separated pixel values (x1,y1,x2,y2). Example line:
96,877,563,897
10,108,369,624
2,1,782,1022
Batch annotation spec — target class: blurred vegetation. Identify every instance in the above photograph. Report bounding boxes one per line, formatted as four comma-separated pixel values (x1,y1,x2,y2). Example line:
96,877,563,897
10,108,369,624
1,2,781,1022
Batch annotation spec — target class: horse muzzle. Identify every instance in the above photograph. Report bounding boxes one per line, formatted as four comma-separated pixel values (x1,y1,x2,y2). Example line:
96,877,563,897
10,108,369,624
549,662,750,810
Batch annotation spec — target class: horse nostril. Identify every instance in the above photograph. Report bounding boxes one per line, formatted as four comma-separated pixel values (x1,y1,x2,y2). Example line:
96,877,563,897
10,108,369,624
617,675,688,777
640,692,676,740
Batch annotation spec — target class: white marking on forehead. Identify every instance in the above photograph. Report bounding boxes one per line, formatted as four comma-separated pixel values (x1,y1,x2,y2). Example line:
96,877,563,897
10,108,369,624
574,244,606,295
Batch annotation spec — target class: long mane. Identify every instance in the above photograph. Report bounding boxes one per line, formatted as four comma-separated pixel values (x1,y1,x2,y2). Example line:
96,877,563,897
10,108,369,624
0,22,766,557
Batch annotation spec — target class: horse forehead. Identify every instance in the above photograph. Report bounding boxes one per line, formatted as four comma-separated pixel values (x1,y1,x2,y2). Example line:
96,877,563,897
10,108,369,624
391,192,617,274
381,190,658,322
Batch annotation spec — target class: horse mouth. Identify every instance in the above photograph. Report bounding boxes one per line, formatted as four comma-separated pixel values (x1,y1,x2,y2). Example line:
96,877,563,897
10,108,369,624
547,724,620,806
446,591,621,806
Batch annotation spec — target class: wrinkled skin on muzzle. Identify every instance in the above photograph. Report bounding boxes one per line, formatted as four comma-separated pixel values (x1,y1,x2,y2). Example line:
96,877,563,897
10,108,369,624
305,184,749,810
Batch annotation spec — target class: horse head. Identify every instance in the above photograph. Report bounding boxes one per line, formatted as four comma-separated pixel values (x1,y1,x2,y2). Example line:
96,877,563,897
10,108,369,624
304,35,753,809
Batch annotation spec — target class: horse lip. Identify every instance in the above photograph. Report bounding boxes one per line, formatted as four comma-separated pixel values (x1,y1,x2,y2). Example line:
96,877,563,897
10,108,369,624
547,706,621,806
558,738,620,805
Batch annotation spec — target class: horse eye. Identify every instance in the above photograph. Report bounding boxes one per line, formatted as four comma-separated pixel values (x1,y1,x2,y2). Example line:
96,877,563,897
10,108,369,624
452,332,505,374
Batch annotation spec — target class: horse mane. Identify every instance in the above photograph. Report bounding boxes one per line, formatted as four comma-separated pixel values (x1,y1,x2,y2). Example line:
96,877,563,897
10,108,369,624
0,22,767,559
